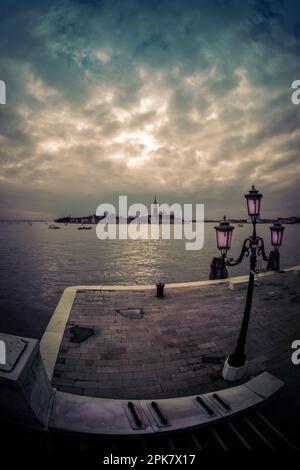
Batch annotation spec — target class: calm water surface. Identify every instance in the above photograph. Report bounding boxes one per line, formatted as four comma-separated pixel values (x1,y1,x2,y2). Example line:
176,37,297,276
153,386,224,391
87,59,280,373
0,222,299,338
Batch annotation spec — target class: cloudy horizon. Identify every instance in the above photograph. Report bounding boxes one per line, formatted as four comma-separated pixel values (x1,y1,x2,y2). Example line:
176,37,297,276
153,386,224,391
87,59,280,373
0,0,300,220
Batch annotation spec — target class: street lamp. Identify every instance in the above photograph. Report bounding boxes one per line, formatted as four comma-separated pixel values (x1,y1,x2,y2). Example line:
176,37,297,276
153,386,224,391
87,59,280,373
270,222,285,249
267,221,285,271
245,185,263,220
215,216,234,256
214,186,285,381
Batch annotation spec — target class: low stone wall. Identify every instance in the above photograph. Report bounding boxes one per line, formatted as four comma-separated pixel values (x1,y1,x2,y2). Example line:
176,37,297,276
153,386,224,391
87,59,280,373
0,333,54,428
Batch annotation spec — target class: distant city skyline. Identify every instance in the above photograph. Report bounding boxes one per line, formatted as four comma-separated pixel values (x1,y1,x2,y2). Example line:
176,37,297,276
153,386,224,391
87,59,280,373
0,0,300,220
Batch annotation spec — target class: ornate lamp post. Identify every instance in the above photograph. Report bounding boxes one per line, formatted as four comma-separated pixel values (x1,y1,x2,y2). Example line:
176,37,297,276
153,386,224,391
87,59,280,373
214,186,285,381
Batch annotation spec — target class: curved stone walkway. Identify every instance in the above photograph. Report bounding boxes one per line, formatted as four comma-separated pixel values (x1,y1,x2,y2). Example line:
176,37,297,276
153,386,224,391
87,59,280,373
51,270,300,399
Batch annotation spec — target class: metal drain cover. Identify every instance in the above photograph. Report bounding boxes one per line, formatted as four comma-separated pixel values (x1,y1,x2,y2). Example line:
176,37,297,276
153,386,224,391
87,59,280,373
117,308,144,319
69,326,94,343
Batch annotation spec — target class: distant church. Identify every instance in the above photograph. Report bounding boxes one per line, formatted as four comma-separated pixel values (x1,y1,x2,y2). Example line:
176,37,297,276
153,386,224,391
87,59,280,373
150,195,177,224
152,195,159,218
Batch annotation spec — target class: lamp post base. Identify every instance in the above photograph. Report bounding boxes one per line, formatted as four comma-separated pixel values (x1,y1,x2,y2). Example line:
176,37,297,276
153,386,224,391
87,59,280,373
222,357,248,382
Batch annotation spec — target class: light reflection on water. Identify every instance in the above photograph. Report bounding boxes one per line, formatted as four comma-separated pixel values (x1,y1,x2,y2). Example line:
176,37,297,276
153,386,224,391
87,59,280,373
0,222,299,338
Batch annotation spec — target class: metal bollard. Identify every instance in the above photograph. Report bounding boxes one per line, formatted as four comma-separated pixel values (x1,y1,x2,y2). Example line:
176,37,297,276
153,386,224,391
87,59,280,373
156,280,165,298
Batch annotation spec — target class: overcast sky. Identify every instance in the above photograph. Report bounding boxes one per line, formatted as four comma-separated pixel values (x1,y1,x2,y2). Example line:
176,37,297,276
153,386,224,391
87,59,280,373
0,0,299,219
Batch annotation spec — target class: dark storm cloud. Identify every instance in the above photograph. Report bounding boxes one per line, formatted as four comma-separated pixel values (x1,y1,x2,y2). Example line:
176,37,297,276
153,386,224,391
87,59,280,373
0,0,299,219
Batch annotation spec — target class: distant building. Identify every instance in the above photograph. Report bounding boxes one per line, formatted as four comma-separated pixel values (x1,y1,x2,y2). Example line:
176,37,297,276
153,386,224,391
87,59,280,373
152,195,158,219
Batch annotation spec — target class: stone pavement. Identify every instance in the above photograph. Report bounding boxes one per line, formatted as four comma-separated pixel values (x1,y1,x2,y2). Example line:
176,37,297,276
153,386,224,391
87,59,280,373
51,271,300,399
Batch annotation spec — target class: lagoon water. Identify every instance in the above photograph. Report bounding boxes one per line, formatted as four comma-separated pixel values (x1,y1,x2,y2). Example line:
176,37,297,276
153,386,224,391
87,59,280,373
0,222,299,339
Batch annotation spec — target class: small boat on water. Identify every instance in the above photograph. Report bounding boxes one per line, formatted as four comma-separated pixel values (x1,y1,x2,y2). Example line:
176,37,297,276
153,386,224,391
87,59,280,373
78,217,92,230
48,224,61,229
